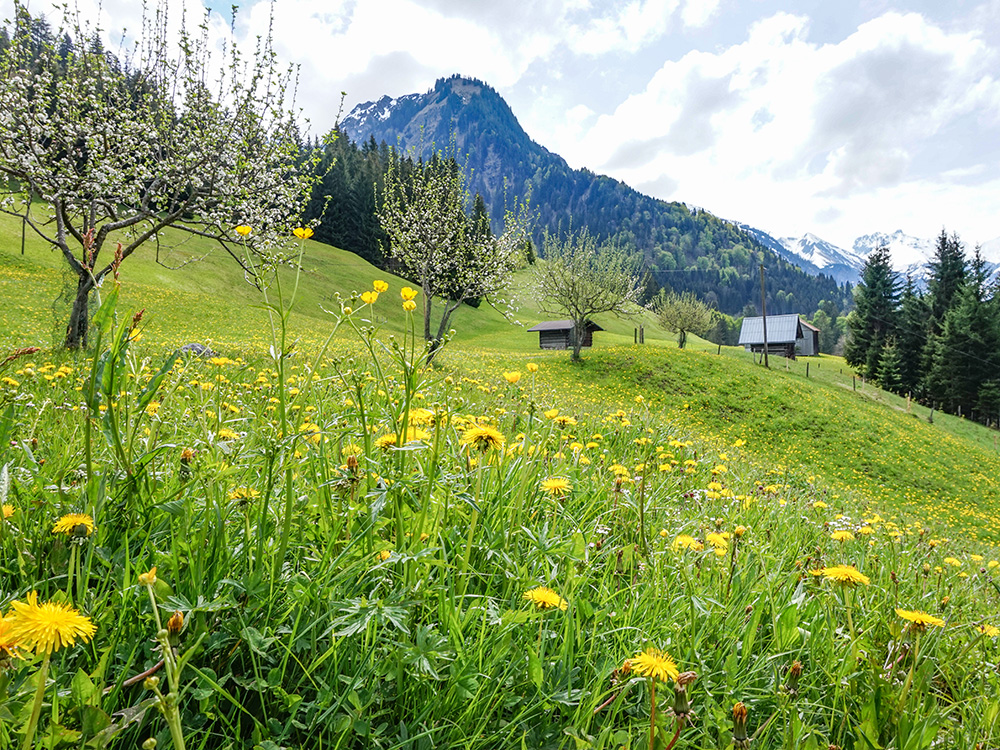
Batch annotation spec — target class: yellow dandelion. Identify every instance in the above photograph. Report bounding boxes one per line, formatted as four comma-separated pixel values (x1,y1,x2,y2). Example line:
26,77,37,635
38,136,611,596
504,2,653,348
8,592,96,654
217,428,239,440
553,415,577,427
2,504,13,520
706,532,729,551
461,425,505,452
943,557,962,567
673,534,704,552
817,565,870,587
977,624,1000,638
830,530,854,542
0,614,20,658
52,513,95,537
895,609,945,630
503,371,521,384
523,586,568,611
540,477,572,497
543,408,559,419
630,647,679,683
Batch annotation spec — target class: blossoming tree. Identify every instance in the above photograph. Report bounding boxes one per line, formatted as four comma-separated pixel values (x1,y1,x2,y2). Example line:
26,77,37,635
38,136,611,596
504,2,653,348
0,3,317,348
378,153,529,363
532,229,644,361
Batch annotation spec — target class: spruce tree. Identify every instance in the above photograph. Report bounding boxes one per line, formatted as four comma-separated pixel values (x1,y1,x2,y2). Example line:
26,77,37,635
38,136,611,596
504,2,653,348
896,275,929,398
845,245,898,378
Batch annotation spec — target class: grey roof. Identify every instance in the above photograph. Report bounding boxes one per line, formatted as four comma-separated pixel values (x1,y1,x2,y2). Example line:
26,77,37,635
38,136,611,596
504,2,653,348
527,320,604,332
738,315,803,345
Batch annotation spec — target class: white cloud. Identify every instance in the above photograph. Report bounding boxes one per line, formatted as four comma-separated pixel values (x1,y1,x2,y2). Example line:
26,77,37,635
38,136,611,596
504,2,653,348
561,10,1000,248
681,0,721,28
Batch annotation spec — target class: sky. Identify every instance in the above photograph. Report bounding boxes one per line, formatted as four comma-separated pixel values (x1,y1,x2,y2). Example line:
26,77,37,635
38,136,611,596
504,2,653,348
6,0,1000,251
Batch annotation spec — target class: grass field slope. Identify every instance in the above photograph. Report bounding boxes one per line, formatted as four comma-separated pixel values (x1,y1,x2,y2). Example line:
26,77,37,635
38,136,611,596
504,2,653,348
2,224,1000,748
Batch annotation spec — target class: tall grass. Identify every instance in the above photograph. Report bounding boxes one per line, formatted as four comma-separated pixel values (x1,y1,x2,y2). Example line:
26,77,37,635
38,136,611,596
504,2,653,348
0,277,998,749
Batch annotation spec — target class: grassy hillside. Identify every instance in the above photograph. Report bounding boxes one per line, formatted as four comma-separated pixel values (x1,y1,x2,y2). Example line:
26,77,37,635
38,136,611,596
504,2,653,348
2,216,999,545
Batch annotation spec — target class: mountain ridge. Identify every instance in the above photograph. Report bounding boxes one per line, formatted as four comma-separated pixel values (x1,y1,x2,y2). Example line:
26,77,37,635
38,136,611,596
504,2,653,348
340,75,852,318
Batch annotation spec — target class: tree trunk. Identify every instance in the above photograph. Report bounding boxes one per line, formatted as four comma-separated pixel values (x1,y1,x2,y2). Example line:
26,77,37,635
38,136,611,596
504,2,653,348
64,274,93,350
678,329,687,349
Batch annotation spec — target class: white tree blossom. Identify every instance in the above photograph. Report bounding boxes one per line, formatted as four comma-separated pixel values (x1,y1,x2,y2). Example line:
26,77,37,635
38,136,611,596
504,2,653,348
533,229,644,361
378,154,529,362
0,2,318,348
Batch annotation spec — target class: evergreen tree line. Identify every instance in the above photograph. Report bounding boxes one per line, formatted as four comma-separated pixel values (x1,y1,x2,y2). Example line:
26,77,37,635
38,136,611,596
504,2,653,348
846,230,1000,425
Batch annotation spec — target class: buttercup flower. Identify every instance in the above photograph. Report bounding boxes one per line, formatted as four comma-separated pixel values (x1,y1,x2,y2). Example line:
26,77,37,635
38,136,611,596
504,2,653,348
361,291,379,305
138,567,157,586
526,362,539,373
403,300,417,312
400,286,419,301
293,227,314,239
372,280,389,293
234,225,252,236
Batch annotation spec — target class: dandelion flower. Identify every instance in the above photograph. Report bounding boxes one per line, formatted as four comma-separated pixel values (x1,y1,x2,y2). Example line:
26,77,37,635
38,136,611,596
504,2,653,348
830,530,854,542
0,614,19,658
895,609,945,630
816,564,870,587
673,534,704,552
2,504,13,520
217,428,239,440
977,624,1000,637
8,592,96,654
52,513,95,536
503,371,521,384
553,415,577,427
461,425,505,451
540,477,572,497
630,647,679,683
706,532,729,550
523,586,568,611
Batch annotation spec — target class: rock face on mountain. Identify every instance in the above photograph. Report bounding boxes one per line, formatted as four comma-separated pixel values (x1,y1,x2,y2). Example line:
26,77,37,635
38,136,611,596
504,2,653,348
341,75,852,316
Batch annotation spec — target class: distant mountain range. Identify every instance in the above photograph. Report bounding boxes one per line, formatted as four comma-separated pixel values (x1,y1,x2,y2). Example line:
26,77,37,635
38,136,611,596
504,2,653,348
743,227,1000,285
339,75,989,313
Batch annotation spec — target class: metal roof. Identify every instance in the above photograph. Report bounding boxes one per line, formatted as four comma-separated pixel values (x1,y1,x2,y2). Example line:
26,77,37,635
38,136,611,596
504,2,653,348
738,315,803,345
527,320,604,332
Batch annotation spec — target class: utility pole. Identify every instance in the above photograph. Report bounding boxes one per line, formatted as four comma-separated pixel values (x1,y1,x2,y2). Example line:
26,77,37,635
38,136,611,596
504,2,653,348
759,262,769,369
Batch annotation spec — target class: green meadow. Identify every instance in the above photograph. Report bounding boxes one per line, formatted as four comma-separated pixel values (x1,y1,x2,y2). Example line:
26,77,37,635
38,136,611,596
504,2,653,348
2,221,1000,749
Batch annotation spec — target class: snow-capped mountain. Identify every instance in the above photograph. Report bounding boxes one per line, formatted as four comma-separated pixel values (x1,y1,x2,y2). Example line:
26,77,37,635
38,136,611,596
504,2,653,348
736,225,861,284
851,230,935,276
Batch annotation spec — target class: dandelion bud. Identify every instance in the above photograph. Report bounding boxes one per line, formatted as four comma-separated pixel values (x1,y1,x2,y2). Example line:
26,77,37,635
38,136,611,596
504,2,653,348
734,525,746,539
941,596,950,606
922,563,931,576
672,671,697,718
144,676,160,691
715,517,724,528
784,660,802,695
180,447,196,464
744,605,753,616
142,739,157,750
732,702,750,749
167,610,184,636
31,437,38,449
346,454,359,473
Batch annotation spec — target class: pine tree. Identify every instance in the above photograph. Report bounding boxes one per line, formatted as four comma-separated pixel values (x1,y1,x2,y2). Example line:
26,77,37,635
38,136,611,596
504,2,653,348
896,275,929,397
845,245,898,378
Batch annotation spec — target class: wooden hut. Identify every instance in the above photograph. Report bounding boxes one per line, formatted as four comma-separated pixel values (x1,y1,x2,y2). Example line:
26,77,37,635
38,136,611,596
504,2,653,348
527,320,603,350
738,314,816,359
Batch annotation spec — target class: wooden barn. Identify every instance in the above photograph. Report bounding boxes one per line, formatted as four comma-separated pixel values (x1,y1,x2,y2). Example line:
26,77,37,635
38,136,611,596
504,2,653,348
527,320,603,350
738,314,820,359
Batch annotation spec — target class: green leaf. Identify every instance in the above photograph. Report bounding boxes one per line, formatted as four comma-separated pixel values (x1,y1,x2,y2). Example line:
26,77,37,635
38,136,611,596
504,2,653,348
71,668,97,706
527,647,543,689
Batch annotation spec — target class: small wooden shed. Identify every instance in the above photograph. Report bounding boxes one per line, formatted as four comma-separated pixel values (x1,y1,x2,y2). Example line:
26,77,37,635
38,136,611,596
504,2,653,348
527,320,603,350
738,314,809,359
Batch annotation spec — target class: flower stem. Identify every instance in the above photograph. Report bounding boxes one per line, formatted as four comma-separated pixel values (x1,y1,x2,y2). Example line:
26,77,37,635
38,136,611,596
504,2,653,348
649,679,656,750
21,651,51,750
